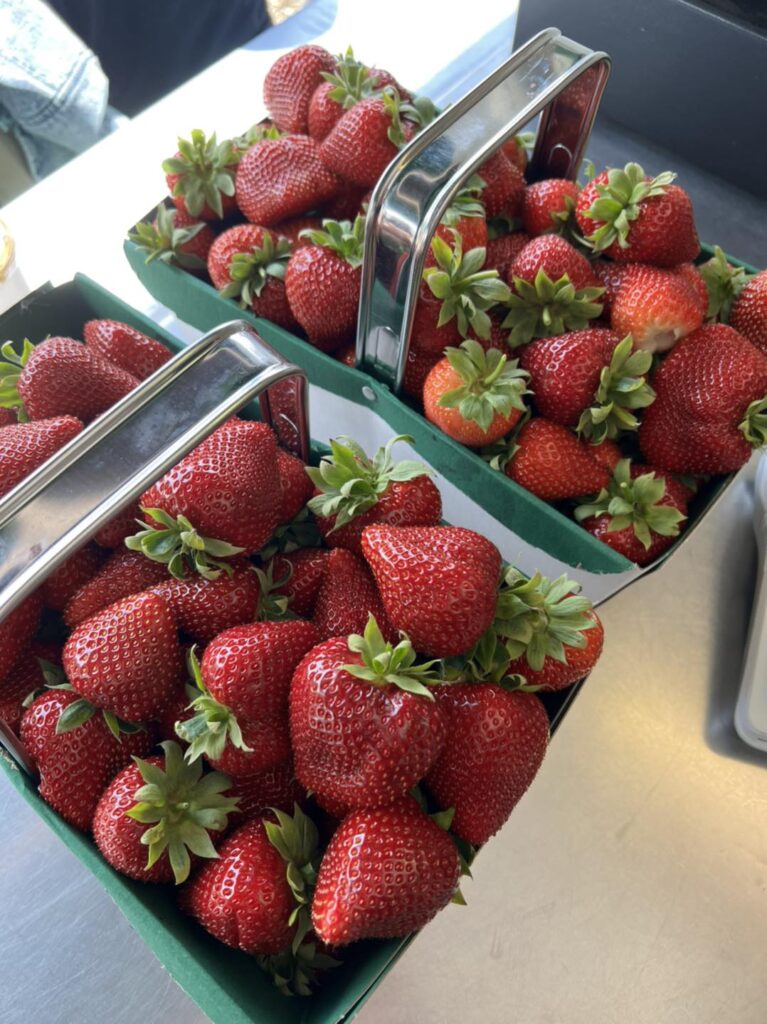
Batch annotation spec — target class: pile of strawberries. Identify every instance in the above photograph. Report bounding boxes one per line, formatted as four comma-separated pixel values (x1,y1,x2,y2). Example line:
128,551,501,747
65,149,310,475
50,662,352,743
0,323,604,994
133,42,767,569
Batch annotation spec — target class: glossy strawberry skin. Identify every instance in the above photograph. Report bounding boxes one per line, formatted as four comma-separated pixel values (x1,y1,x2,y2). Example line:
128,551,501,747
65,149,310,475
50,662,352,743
312,548,396,643
506,418,610,501
83,320,171,381
290,638,447,810
506,609,606,687
361,525,501,658
41,544,105,613
202,620,320,721
673,263,709,316
730,270,767,355
307,80,344,141
63,591,184,721
476,150,525,219
592,260,634,317
509,235,597,290
426,685,550,844
0,408,16,426
150,562,261,643
140,419,280,553
269,547,329,618
64,549,169,629
0,591,43,685
311,799,459,946
320,96,409,188
402,345,440,402
263,45,336,133
610,264,703,353
236,136,341,227
485,232,530,282
179,818,295,954
19,684,71,767
0,415,83,499
520,328,620,426
521,179,579,236
276,448,313,523
18,338,139,423
285,244,361,352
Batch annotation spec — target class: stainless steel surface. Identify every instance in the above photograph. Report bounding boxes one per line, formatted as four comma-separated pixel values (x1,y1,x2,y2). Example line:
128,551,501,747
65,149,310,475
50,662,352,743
356,27,609,391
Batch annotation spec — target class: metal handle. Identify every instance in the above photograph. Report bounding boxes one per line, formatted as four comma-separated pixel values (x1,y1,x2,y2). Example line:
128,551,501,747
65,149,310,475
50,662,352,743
356,27,610,392
0,320,309,770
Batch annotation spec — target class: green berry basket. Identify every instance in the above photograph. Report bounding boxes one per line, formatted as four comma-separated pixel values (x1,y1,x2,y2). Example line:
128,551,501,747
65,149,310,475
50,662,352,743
0,273,588,1024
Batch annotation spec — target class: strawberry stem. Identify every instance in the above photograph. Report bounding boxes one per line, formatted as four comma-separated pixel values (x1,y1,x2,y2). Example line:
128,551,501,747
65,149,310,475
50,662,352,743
128,204,208,270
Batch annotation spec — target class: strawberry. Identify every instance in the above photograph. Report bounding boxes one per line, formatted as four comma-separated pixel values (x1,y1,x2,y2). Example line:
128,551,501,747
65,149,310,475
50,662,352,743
521,179,579,236
129,419,280,575
312,548,395,642
64,548,168,628
276,448,313,524
206,224,297,331
128,203,215,271
575,459,688,566
273,215,323,248
41,543,105,612
163,130,239,220
730,269,767,355
307,46,388,141
263,45,336,133
487,418,611,501
576,163,699,266
502,133,531,174
698,245,749,322
485,231,530,281
0,643,58,734
493,567,605,690
63,591,184,720
93,741,238,883
236,135,341,227
320,184,371,223
267,547,328,618
0,415,82,499
290,617,446,809
591,260,633,317
0,591,42,684
508,235,598,291
476,150,525,219
93,502,143,549
361,525,501,658
638,324,767,474
284,216,364,351
610,264,704,352
306,435,440,555
426,177,488,268
520,330,654,442
426,685,549,844
19,683,71,765
150,561,261,643
83,319,171,381
423,339,528,447
311,798,459,945
227,759,305,820
590,437,623,472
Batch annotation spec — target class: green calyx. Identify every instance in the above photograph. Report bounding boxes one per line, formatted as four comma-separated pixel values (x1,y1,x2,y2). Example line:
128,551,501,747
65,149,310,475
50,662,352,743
479,410,531,472
298,215,365,268
220,231,292,307
306,434,430,530
383,87,436,149
320,45,378,109
128,203,208,270
126,740,238,884
234,122,284,149
576,334,655,443
0,337,33,419
581,162,676,252
162,130,237,219
257,508,322,560
503,268,604,348
442,174,487,226
176,647,252,764
699,245,750,322
424,232,511,339
740,396,767,448
253,563,295,622
438,339,529,433
343,615,441,699
125,507,244,580
574,458,686,550
257,934,340,998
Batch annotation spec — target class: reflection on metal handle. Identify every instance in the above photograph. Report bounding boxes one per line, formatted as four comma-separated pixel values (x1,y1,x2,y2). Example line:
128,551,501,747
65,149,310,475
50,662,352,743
356,27,610,392
0,320,309,772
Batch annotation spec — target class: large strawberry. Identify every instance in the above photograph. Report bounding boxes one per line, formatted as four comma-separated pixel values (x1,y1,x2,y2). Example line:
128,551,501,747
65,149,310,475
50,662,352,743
63,591,184,720
83,320,171,380
361,525,501,658
149,561,261,643
311,797,459,946
638,324,767,473
63,549,168,628
0,415,82,499
290,616,446,809
730,269,767,355
236,135,341,227
41,543,105,612
426,684,549,844
128,419,280,576
311,548,395,642
0,591,42,684
306,435,440,555
307,46,390,141
284,216,364,351
508,235,597,291
576,162,699,265
521,178,580,237
263,45,336,133
93,741,238,883
163,130,239,220
610,264,703,353
128,203,215,272
206,224,296,331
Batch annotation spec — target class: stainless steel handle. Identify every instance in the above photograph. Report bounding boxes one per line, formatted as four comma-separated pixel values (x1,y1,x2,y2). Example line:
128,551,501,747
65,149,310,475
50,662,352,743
356,27,610,392
0,320,309,771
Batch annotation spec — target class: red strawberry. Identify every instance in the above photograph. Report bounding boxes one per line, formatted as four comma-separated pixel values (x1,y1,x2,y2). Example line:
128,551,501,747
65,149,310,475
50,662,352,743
93,741,238,883
93,502,143,549
591,437,623,472
312,548,395,642
0,591,42,684
263,45,336,133
290,618,446,809
576,163,699,266
638,324,767,473
306,435,441,556
476,150,525,219
128,203,216,271
591,260,634,317
311,798,459,946
521,179,579,236
83,320,171,380
307,48,390,142
0,643,58,734
150,561,261,643
236,135,341,227
361,525,501,658
410,280,460,356
509,609,605,687
611,264,703,352
426,685,549,844
276,448,313,523
273,215,323,248
268,547,329,618
485,231,530,281
227,759,305,820
0,416,82,499
731,269,767,355
425,177,488,268
496,418,611,501
19,681,71,766
509,235,597,291
284,217,364,351
63,591,184,720
501,134,529,174
673,262,709,317
575,460,688,566
64,549,168,628
520,330,654,442
41,543,105,612
163,131,239,221
307,81,346,142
